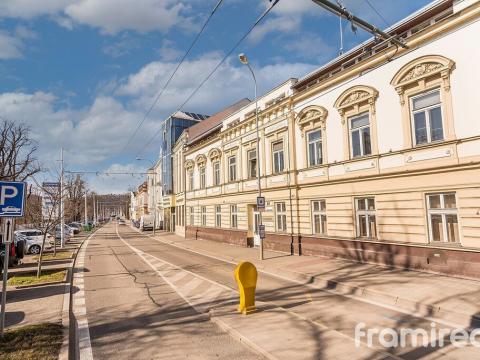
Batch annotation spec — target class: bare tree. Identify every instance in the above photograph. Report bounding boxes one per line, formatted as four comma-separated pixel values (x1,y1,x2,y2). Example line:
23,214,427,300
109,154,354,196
0,119,40,181
26,181,63,277
64,174,86,222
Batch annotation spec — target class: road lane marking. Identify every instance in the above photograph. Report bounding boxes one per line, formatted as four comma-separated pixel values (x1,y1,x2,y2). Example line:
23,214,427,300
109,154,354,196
115,226,235,314
72,232,97,360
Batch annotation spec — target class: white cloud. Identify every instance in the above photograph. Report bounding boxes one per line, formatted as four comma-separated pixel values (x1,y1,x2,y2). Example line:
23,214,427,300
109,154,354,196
0,0,73,19
64,0,188,35
0,31,24,59
88,163,147,194
157,39,182,62
117,52,316,117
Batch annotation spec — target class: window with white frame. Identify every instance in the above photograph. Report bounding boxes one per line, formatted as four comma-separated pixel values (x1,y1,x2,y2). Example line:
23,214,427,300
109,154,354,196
272,141,285,174
307,130,323,166
247,149,257,178
355,197,376,238
188,170,194,191
427,193,459,243
312,200,327,235
189,206,194,226
213,161,221,186
201,206,207,226
215,205,222,227
411,89,443,146
275,202,287,232
349,113,371,158
228,156,237,182
199,166,206,189
230,204,238,228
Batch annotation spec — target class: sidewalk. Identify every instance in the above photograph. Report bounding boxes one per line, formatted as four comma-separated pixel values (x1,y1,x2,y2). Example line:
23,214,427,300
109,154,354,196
147,230,480,328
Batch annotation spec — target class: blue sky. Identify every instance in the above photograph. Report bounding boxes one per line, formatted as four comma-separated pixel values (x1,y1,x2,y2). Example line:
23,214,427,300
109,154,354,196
0,0,432,193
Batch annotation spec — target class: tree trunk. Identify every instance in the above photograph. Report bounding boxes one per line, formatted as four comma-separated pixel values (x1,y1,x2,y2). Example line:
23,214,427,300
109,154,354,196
36,233,47,278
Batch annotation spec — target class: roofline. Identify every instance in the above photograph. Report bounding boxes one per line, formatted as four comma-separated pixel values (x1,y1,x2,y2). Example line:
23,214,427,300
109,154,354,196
294,0,452,89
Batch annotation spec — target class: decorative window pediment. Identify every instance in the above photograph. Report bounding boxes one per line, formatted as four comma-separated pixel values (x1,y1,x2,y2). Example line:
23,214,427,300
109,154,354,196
195,154,207,167
208,147,222,161
185,159,195,170
334,85,379,121
391,55,455,105
296,106,328,133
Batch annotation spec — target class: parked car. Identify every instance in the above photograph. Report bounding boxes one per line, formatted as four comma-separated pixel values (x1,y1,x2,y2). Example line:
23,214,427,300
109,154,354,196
140,215,154,231
51,226,71,242
67,223,81,234
118,219,126,225
14,229,53,255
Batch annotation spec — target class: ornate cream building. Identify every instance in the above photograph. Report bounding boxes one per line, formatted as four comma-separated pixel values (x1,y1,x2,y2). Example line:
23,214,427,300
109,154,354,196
170,0,480,277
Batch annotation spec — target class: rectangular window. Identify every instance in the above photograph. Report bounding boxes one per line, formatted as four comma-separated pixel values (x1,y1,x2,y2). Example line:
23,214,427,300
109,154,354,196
201,206,207,226
349,113,371,158
312,200,327,235
188,170,194,191
215,205,222,227
189,206,194,226
411,90,443,145
247,149,257,178
307,130,323,166
427,193,459,243
228,156,237,182
230,205,238,229
275,202,287,232
199,167,206,189
355,197,376,238
213,162,221,186
272,141,285,174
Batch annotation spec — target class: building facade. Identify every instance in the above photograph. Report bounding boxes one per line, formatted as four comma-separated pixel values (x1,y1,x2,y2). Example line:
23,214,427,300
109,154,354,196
181,0,480,277
157,111,209,231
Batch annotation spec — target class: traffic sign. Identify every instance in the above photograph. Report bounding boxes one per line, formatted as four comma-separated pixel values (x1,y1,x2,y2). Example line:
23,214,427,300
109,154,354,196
256,196,265,211
259,225,265,239
0,181,26,218
2,218,14,243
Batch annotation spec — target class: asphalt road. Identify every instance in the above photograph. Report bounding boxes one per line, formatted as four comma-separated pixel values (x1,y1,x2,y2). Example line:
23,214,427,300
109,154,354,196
76,223,477,359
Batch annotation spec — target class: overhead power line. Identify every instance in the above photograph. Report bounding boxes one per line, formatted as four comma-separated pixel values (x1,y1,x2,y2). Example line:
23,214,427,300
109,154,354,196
65,171,149,175
136,0,281,157
121,0,226,153
310,0,407,48
363,0,390,27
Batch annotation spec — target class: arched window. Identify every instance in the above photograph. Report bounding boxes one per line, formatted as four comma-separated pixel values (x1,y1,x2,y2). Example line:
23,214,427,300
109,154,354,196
334,85,379,160
390,55,455,148
296,106,328,168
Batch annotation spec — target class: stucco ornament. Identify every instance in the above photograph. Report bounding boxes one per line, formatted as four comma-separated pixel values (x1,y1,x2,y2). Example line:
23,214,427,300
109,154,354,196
195,154,207,167
391,55,455,104
184,159,195,170
208,147,222,161
296,106,328,135
334,85,379,123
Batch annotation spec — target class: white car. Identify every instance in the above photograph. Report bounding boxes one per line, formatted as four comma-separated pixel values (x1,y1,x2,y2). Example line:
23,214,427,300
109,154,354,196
2,206,21,214
14,229,53,255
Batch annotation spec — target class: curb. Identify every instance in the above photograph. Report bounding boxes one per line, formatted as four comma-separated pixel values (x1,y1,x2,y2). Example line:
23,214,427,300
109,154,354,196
140,229,476,329
59,228,99,360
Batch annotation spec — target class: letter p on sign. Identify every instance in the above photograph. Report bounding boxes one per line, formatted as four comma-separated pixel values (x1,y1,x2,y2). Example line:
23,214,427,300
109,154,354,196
0,186,18,206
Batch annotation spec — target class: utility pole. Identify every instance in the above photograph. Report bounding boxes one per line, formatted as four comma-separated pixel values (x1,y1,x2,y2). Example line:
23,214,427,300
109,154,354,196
310,0,407,48
93,193,96,224
84,189,88,226
60,147,65,248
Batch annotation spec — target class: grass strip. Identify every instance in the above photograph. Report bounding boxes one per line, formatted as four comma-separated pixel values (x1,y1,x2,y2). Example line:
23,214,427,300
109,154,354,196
7,270,66,286
0,323,63,360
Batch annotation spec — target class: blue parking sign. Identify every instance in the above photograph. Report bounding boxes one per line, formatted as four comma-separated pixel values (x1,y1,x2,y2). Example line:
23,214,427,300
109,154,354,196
0,181,26,218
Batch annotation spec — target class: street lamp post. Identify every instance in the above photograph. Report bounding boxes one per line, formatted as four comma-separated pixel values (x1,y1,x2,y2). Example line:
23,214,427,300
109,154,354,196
239,53,264,260
136,158,156,235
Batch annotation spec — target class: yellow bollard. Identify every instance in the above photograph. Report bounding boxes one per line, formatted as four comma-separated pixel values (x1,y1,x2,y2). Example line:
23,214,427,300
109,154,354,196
234,261,258,315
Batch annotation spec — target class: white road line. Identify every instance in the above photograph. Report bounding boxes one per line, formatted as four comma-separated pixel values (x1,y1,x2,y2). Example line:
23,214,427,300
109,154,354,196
115,226,234,313
72,232,97,360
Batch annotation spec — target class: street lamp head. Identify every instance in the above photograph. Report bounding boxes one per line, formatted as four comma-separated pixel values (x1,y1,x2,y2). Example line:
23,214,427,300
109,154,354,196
238,53,249,65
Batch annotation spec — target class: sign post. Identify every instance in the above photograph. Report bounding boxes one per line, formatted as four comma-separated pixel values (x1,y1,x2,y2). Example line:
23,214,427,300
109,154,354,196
0,181,26,338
